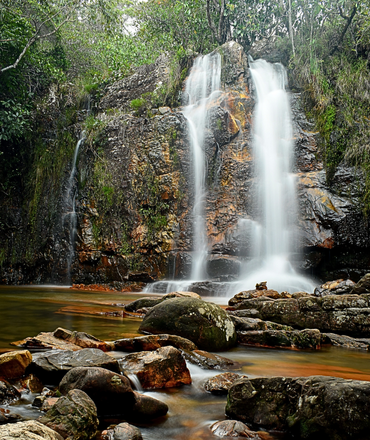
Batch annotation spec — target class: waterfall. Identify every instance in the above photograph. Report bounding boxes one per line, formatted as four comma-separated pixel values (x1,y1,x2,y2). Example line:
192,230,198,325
235,59,314,293
144,54,314,296
183,52,221,280
64,130,85,284
143,52,221,294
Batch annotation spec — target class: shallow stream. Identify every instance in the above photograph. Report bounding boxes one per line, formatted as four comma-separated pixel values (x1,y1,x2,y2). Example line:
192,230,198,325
1,286,370,439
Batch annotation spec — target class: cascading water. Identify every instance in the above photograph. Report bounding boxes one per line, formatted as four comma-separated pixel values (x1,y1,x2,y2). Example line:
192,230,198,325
64,130,85,284
144,54,314,296
184,52,221,280
234,59,314,293
144,52,221,294
57,96,91,285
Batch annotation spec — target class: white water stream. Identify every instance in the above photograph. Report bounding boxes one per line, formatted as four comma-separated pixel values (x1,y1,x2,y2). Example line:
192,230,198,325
64,131,85,284
184,52,221,281
144,52,222,294
234,59,314,293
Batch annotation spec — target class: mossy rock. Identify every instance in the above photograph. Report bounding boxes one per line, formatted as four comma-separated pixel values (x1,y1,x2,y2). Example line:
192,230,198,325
139,298,237,351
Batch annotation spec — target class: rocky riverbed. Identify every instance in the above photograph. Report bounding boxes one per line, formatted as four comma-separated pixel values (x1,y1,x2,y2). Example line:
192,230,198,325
1,275,370,439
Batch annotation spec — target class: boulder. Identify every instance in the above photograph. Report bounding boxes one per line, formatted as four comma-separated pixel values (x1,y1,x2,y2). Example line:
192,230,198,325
102,423,143,440
28,348,120,383
0,350,32,379
114,334,197,352
59,365,168,421
204,372,247,395
182,350,241,370
351,273,370,294
229,289,282,306
230,316,294,332
314,279,355,296
226,376,370,439
130,391,168,421
210,420,262,439
124,292,201,313
227,293,370,336
323,333,370,350
0,420,63,440
237,329,322,350
139,298,237,351
0,380,21,404
119,346,191,389
12,327,110,351
99,53,170,112
59,367,135,417
39,389,98,440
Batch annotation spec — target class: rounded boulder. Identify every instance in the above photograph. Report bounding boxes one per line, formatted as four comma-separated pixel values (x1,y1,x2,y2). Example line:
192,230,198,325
139,298,236,351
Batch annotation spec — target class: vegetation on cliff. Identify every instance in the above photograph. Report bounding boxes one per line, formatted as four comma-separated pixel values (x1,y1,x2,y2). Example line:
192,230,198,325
1,0,370,207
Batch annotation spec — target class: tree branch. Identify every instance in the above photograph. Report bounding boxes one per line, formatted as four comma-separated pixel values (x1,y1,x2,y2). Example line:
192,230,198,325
0,5,76,74
330,4,357,56
212,0,220,12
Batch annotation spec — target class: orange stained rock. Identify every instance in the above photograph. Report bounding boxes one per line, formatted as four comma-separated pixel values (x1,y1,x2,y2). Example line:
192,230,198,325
320,237,335,249
227,112,240,136
232,149,252,162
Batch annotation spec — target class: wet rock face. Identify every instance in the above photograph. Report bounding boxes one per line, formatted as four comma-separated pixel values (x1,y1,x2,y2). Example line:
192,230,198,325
119,346,191,389
226,376,370,439
39,389,98,440
204,372,247,395
139,297,237,351
59,366,135,417
0,420,64,440
291,92,370,279
228,293,370,336
0,350,32,380
102,423,143,440
28,348,120,384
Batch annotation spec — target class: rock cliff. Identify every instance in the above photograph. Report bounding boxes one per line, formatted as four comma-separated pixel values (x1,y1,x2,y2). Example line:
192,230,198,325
0,41,369,286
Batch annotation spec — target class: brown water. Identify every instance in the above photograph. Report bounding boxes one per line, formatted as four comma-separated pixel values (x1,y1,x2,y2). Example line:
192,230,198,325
1,285,370,439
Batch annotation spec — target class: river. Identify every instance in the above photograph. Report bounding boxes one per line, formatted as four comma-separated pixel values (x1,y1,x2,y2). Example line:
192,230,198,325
1,285,370,439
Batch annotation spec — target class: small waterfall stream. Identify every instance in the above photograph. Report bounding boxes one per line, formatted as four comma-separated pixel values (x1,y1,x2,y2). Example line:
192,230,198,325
63,130,86,284
61,96,90,284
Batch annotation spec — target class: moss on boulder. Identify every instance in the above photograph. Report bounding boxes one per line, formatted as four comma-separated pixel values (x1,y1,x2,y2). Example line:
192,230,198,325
139,297,236,351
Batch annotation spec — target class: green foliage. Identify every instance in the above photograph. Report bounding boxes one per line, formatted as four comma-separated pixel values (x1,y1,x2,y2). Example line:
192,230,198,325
132,0,215,55
130,98,146,111
0,99,30,142
102,186,114,205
